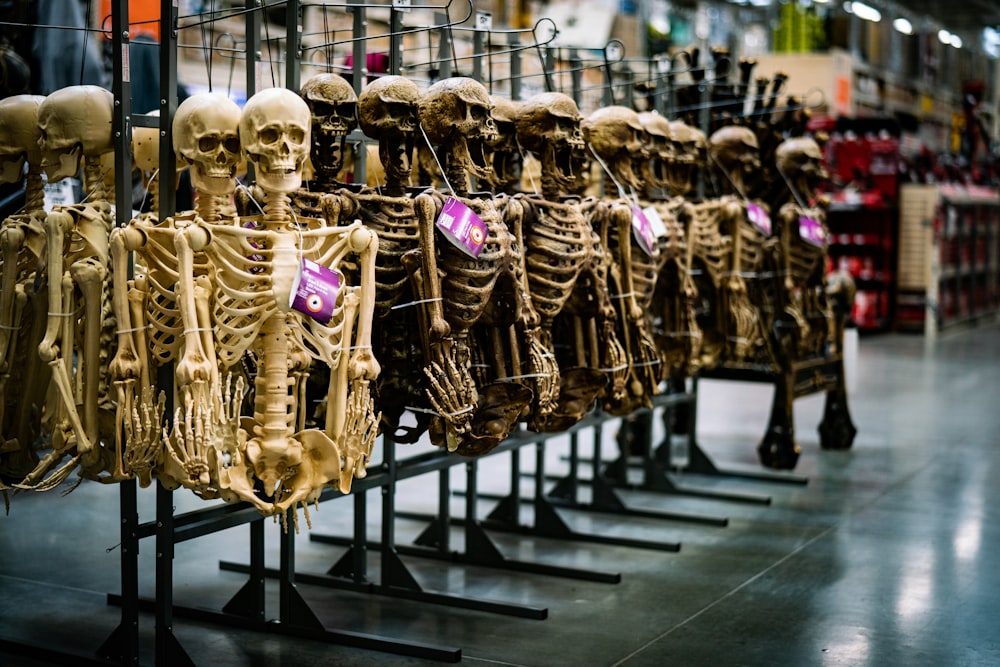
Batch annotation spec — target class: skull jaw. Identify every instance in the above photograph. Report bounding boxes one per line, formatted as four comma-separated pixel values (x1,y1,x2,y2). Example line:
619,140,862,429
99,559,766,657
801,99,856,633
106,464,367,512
190,170,235,197
255,168,303,194
0,154,26,185
41,145,82,182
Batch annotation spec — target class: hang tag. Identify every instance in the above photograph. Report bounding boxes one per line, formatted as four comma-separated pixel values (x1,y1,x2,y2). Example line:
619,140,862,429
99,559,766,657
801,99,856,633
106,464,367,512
290,259,342,323
436,197,488,258
642,205,669,239
42,175,77,212
799,216,826,247
631,206,656,256
746,202,771,235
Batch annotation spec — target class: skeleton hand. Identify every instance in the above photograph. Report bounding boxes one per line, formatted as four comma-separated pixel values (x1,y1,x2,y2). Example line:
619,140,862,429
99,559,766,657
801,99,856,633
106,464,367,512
123,385,166,487
163,383,213,490
341,378,379,489
425,341,477,451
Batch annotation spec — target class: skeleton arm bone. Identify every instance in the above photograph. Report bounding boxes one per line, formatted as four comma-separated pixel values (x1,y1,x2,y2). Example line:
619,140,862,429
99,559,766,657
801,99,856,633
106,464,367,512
37,210,72,363
612,202,644,323
414,193,450,342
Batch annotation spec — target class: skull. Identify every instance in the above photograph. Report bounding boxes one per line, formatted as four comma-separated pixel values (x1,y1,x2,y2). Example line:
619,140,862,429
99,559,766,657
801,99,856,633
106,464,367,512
709,125,760,195
638,111,674,191
173,92,242,197
131,110,163,174
667,120,706,195
0,94,44,184
480,96,522,193
37,85,114,182
299,73,357,184
775,137,827,202
240,87,311,194
358,75,421,189
516,92,586,192
582,105,647,191
418,77,497,181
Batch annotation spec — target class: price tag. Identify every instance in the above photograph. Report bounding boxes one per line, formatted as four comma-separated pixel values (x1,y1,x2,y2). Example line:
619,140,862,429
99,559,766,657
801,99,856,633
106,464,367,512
746,201,771,235
631,206,655,256
475,10,493,31
642,205,669,239
290,259,343,323
392,0,411,12
798,216,827,247
436,197,488,258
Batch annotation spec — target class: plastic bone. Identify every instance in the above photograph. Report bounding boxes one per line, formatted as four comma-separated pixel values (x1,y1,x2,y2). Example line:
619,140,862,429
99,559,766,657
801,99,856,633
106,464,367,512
0,94,50,479
414,78,533,454
299,72,357,189
174,87,379,514
511,92,605,430
19,85,120,490
771,137,833,359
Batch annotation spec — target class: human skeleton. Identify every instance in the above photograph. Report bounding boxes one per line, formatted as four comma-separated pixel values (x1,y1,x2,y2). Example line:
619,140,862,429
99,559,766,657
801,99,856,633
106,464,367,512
637,113,702,383
18,86,120,490
411,77,533,455
511,92,604,431
579,105,652,415
0,95,50,482
688,125,770,368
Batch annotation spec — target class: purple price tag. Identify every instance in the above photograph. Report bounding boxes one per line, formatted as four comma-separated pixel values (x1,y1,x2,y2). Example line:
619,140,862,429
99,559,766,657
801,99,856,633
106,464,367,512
436,197,488,258
631,205,655,256
747,202,772,235
290,259,342,323
798,216,826,247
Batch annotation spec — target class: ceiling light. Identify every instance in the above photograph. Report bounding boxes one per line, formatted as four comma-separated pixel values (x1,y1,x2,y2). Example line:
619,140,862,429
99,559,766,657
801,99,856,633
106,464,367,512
949,34,963,48
848,1,881,23
938,28,952,44
892,18,912,35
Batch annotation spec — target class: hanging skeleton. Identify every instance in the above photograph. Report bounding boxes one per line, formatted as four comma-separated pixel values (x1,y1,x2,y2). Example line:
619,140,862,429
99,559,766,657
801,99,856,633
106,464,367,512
167,87,379,517
109,92,243,489
638,113,702,383
689,125,770,369
512,92,605,431
579,106,654,415
411,77,533,455
0,94,51,482
15,86,119,490
770,137,833,361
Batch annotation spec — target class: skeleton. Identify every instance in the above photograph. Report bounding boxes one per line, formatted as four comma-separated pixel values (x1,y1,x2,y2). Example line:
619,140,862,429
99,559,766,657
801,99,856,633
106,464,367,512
770,137,832,360
685,125,770,369
17,86,119,490
171,87,379,516
0,95,50,481
637,113,702,382
412,77,534,454
580,105,654,415
108,92,241,488
480,96,523,195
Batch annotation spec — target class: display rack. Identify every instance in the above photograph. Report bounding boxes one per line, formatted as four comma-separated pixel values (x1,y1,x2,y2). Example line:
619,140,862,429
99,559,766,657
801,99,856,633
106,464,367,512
896,183,1000,336
0,3,865,665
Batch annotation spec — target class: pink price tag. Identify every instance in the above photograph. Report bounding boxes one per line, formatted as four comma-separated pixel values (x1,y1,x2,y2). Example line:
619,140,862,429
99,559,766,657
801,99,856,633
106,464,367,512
798,216,826,247
631,205,655,256
436,197,488,258
747,202,772,235
290,259,342,323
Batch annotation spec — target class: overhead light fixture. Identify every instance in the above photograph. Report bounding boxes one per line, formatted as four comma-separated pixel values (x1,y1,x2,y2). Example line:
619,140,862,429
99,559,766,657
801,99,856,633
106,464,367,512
846,1,881,23
984,27,1000,58
938,29,962,48
892,18,913,35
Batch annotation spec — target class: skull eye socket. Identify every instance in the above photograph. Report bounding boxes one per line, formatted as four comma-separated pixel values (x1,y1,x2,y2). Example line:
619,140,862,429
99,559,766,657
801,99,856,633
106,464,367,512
288,128,305,144
224,137,240,153
470,105,487,121
387,102,411,121
260,128,279,144
311,101,336,118
198,137,220,152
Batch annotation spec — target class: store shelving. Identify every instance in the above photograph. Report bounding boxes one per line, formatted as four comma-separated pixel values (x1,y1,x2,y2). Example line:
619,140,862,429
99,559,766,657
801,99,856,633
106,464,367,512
896,183,1000,336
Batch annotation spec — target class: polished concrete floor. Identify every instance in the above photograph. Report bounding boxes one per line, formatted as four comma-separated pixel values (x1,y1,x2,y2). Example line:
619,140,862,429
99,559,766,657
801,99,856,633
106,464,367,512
2,324,1000,666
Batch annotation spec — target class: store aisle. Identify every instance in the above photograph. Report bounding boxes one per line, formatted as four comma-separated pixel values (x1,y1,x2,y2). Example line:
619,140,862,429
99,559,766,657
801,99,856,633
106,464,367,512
1,325,999,667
